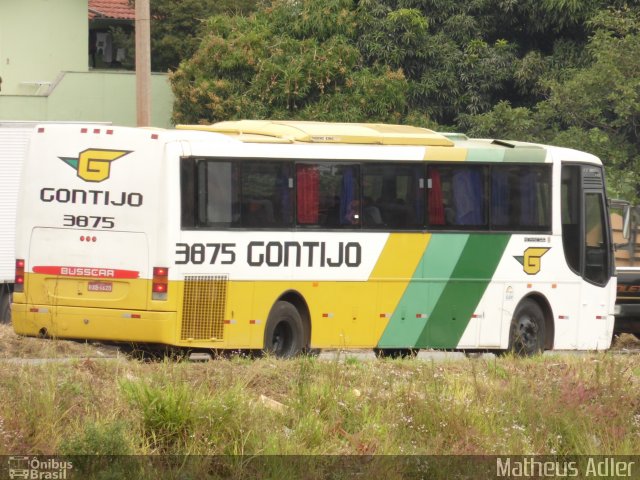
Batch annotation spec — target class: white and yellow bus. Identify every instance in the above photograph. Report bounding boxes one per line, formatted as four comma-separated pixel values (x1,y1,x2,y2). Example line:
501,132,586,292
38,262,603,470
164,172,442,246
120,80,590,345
12,121,616,356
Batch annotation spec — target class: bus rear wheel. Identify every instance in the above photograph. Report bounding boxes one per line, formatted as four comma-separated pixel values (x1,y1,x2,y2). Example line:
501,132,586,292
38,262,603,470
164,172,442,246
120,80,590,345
508,298,545,356
264,301,304,358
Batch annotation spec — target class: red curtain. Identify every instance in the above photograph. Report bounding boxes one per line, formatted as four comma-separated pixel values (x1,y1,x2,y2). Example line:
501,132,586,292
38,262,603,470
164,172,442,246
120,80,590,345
428,168,445,225
296,165,319,224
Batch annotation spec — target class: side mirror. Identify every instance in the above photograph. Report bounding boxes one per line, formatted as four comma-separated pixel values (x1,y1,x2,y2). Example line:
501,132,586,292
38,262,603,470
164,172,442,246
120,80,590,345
622,203,631,240
610,199,631,247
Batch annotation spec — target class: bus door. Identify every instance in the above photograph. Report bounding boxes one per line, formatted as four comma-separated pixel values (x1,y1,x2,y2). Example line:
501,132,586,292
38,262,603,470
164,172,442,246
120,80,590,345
561,164,614,348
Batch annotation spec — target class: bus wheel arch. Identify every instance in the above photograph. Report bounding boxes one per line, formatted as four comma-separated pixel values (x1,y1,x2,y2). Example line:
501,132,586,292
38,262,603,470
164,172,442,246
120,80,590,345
508,294,554,355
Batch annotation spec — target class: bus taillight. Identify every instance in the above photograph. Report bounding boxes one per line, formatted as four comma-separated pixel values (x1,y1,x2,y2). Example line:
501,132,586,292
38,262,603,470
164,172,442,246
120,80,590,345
15,259,25,292
152,267,168,300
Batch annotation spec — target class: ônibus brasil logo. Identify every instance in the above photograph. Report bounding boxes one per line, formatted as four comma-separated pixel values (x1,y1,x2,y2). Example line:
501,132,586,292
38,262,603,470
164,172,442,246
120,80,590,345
59,149,131,183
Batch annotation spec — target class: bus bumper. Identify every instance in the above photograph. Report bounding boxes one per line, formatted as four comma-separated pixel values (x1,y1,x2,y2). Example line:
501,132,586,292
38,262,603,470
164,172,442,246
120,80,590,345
12,303,178,345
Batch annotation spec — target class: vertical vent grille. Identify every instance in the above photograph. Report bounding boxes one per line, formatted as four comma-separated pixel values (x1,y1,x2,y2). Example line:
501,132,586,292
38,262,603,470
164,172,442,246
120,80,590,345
181,275,228,341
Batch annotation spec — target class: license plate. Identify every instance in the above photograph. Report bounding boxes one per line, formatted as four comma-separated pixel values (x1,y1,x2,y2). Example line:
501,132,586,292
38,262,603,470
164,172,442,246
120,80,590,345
88,281,113,293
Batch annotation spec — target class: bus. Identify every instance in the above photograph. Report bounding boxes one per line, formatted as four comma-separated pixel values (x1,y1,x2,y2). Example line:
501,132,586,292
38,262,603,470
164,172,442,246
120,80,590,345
0,121,110,324
12,121,616,357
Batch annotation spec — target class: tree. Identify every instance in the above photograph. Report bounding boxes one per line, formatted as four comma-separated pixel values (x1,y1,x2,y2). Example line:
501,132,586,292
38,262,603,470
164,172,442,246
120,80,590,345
462,6,640,200
169,0,640,200
131,0,257,72
171,0,523,125
170,0,409,124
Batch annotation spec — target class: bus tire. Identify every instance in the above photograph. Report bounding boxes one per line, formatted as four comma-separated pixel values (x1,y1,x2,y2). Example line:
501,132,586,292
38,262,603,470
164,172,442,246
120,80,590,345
508,298,545,356
264,301,304,358
0,292,10,324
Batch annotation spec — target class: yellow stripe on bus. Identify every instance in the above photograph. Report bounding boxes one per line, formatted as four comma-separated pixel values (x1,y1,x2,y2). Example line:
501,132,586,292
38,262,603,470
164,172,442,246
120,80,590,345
423,146,467,161
368,233,432,340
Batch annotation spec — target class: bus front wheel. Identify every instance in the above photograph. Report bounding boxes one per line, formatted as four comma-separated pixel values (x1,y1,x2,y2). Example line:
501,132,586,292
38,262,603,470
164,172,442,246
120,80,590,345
264,301,304,358
508,298,545,356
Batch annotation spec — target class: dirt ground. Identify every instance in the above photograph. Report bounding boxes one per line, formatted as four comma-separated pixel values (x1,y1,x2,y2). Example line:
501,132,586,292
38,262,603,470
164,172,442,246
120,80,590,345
0,323,638,359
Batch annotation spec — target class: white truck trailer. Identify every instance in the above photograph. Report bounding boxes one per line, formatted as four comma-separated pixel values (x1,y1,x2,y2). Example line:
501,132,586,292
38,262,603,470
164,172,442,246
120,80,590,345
0,122,33,323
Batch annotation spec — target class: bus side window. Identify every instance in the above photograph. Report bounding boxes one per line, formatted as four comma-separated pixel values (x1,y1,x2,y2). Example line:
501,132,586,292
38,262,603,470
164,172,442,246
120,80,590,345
584,192,610,285
184,159,241,228
241,161,293,228
202,161,237,225
362,163,424,229
561,165,581,274
296,163,361,228
428,165,488,229
180,157,196,229
491,165,551,231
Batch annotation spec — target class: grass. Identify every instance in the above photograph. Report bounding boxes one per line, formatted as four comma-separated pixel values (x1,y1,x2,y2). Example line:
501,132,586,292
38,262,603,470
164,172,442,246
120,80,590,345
0,325,638,477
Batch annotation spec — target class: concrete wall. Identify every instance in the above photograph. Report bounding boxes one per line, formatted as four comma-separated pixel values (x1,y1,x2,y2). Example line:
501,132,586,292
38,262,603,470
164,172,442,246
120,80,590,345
0,0,88,95
0,71,174,128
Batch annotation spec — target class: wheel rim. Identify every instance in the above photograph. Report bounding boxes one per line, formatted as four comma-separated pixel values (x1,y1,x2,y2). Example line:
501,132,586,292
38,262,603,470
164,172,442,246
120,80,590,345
271,321,293,357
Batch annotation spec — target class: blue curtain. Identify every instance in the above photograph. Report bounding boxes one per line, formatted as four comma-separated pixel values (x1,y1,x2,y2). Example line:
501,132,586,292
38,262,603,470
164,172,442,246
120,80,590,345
453,168,484,225
520,172,537,226
492,169,509,226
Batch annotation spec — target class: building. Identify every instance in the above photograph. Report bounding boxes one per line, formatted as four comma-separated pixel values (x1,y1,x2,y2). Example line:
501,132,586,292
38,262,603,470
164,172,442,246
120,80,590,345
0,0,173,127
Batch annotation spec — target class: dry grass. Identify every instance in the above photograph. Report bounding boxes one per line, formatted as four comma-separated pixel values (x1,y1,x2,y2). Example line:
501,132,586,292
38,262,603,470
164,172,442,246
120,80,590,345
612,333,640,350
0,324,638,478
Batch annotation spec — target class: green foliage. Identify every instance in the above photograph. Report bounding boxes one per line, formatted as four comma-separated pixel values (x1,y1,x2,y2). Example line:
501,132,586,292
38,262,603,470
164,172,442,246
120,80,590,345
458,101,539,141
144,0,257,72
60,421,132,455
171,1,409,124
459,5,640,199
268,0,358,41
120,378,198,452
168,0,640,198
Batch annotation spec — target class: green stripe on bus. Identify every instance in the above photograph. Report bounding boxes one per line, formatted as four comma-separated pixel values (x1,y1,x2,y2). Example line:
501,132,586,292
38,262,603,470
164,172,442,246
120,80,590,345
466,149,505,162
503,148,547,163
377,234,468,348
415,233,511,348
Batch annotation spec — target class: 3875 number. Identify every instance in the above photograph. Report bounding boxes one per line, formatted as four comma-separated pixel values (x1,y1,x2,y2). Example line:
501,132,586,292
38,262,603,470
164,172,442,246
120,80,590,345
175,243,236,265
63,215,115,229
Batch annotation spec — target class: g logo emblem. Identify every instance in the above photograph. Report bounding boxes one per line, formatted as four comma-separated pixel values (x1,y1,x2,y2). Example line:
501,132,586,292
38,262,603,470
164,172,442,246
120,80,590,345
60,149,131,183
515,247,550,275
